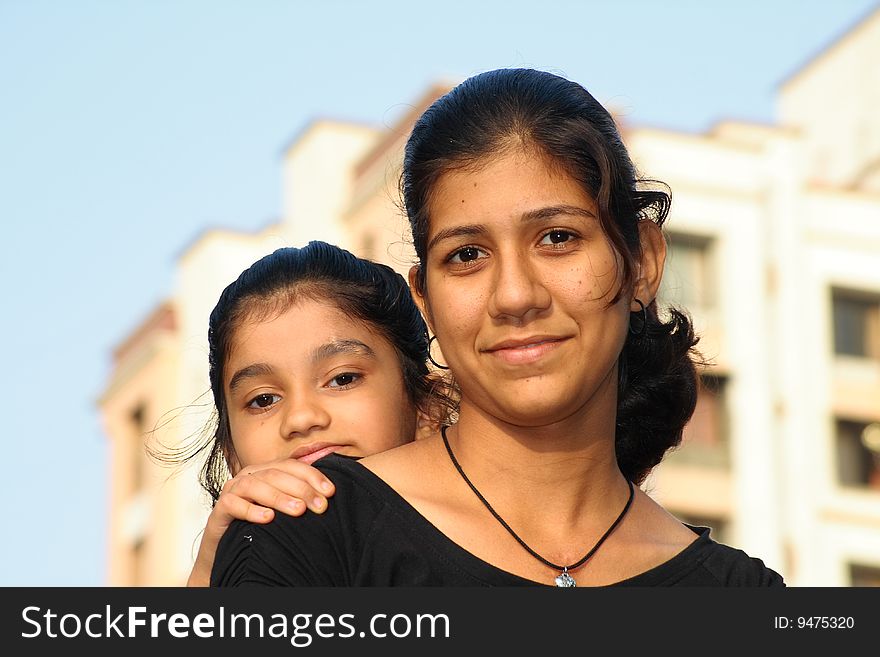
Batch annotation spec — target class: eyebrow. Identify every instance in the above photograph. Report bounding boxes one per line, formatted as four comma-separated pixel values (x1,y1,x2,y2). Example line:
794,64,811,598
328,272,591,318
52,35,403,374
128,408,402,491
312,339,377,363
522,204,597,223
228,362,274,393
426,204,598,252
227,340,377,393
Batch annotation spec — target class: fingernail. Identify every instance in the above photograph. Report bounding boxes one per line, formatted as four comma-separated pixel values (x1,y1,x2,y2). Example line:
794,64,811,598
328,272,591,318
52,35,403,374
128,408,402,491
287,500,302,512
320,481,333,494
262,509,272,519
312,497,326,512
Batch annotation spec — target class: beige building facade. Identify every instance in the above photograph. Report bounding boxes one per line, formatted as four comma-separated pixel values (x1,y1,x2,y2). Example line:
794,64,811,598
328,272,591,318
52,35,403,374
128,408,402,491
100,10,880,586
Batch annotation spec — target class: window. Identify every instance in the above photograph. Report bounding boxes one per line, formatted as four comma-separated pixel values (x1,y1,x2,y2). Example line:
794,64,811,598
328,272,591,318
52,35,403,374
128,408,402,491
675,513,730,546
132,537,147,587
849,563,880,587
130,404,147,493
668,373,730,468
832,289,880,358
659,233,715,310
360,232,376,261
834,419,880,490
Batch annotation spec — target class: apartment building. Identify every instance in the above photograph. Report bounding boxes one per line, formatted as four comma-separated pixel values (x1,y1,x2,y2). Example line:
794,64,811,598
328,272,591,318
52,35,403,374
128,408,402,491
99,9,880,586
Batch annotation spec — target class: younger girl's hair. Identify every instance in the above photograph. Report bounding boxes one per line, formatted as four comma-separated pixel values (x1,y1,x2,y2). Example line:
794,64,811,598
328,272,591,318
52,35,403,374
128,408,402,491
193,240,451,501
401,68,701,485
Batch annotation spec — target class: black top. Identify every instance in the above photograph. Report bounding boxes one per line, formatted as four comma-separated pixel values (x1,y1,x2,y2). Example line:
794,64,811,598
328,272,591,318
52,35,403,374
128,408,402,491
211,454,785,587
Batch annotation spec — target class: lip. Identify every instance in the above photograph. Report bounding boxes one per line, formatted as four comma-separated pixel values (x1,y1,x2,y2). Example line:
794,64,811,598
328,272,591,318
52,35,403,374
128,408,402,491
483,335,570,365
290,443,341,465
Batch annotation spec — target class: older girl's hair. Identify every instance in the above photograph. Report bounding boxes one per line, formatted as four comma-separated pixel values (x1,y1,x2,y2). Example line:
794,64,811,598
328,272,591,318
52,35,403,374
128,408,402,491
401,68,700,485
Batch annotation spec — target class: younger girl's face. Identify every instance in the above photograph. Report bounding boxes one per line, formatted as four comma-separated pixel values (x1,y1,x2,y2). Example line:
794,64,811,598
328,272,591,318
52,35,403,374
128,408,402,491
223,298,417,472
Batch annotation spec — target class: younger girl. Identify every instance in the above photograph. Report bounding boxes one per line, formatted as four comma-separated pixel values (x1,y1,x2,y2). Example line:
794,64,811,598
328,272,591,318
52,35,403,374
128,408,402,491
185,240,453,586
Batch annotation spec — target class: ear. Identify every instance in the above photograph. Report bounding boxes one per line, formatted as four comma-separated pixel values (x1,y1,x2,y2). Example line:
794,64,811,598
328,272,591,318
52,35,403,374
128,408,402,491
408,265,435,333
632,220,667,311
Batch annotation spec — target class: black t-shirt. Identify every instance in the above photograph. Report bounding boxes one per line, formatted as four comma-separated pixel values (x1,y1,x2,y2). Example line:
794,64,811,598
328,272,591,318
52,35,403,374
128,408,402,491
211,454,785,587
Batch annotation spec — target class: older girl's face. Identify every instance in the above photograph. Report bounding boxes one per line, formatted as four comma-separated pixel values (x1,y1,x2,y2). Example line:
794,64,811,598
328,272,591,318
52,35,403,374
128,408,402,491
223,299,417,472
411,148,664,427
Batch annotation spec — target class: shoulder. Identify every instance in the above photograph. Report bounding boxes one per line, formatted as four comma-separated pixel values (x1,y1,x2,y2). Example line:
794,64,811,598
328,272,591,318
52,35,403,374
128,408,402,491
661,526,785,587
359,434,449,499
698,535,786,587
359,436,431,474
210,455,393,586
615,526,785,587
314,453,391,496
620,493,786,587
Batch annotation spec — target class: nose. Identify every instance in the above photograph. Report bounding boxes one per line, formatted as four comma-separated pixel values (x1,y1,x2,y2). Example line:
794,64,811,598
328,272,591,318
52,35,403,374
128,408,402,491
279,391,331,438
487,252,551,321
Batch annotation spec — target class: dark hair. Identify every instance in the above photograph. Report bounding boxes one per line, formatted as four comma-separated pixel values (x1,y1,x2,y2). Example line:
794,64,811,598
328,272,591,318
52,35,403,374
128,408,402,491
194,241,449,502
401,68,700,485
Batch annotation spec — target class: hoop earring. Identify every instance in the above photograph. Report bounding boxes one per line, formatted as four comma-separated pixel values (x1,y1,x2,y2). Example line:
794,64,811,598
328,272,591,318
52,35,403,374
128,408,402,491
428,335,450,370
629,298,647,337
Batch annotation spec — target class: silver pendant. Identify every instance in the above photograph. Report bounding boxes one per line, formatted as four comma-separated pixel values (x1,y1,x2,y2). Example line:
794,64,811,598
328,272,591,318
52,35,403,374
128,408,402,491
555,568,576,587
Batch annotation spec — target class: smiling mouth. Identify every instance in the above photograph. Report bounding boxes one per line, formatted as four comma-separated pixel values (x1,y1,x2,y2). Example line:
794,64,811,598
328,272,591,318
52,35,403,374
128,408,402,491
485,337,569,365
292,444,341,465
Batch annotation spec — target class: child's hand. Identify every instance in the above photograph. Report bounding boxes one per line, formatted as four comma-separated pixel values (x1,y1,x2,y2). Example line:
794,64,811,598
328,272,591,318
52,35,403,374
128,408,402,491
187,459,336,586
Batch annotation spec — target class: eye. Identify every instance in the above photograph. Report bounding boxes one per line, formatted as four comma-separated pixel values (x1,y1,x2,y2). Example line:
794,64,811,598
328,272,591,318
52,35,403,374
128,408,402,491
447,246,487,264
246,393,281,410
539,229,576,246
328,372,361,389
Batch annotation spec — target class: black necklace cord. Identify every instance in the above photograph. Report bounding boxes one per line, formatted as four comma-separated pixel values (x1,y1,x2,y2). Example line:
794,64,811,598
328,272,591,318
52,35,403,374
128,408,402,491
441,425,635,574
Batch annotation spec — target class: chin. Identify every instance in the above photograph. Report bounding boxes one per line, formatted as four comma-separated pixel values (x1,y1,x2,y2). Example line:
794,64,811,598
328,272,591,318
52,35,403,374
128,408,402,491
492,396,579,428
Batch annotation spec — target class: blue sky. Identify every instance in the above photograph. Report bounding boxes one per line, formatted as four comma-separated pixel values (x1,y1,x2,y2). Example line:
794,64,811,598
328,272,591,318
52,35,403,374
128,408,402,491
1,0,877,586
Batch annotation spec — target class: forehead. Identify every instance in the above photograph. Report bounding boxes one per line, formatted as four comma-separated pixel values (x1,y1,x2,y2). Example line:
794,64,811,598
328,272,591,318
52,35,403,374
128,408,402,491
428,148,595,230
225,298,395,374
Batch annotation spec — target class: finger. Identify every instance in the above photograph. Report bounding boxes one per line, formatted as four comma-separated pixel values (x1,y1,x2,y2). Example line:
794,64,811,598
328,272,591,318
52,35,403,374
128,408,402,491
226,474,312,516
205,497,276,542
241,459,336,498
215,492,280,525
226,470,321,515
235,467,331,514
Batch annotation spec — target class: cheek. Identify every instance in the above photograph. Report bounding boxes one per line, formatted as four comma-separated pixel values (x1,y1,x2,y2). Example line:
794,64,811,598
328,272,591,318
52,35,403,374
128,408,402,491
592,305,631,359
227,414,273,470
586,252,621,290
346,385,416,446
225,410,243,456
547,262,592,300
345,374,408,420
228,431,254,469
382,374,419,442
559,246,623,305
428,271,485,305
427,287,486,341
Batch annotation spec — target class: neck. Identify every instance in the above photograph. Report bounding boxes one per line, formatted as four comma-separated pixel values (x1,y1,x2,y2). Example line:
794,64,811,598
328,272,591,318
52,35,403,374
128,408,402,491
446,402,629,527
